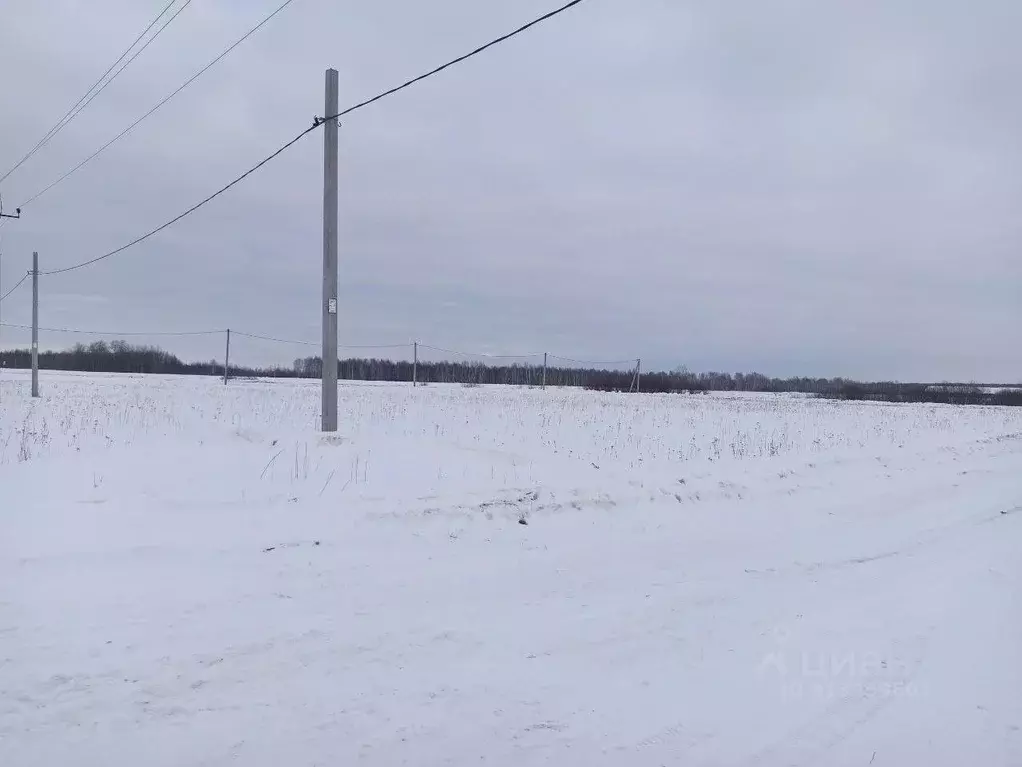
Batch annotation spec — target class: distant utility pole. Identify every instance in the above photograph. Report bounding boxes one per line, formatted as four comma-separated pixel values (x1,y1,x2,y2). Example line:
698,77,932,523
543,352,548,389
413,341,418,387
321,68,339,432
628,358,642,394
31,251,39,397
223,328,231,385
0,253,5,382
0,208,22,366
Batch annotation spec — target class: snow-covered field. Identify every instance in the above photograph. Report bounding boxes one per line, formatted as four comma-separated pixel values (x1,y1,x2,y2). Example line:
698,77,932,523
2,370,1021,766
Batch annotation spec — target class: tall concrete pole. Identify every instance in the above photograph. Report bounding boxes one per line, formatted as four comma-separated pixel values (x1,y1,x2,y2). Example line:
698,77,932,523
31,251,39,397
223,328,231,385
322,68,339,432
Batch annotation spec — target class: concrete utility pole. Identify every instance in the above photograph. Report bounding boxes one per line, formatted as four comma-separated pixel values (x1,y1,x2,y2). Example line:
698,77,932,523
0,206,22,354
0,200,22,341
321,68,339,432
31,251,38,397
636,358,642,393
223,328,231,385
542,352,548,390
413,341,418,387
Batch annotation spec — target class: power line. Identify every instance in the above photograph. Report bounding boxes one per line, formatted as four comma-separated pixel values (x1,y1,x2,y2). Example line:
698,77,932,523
324,0,586,125
0,0,177,185
0,322,220,336
420,344,542,360
0,322,636,366
233,331,317,347
41,127,317,276
49,2,196,146
0,0,188,186
0,322,406,349
548,354,638,366
19,0,300,209
0,272,30,304
234,330,407,350
40,0,589,276
339,343,410,351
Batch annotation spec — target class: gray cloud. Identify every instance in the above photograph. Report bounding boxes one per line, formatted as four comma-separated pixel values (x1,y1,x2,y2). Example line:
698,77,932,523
1,0,1019,380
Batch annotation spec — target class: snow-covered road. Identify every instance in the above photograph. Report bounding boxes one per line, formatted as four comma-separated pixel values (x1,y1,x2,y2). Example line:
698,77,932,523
2,373,1021,765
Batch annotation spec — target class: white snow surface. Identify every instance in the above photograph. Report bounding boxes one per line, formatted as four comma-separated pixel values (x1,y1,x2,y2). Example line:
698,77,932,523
2,370,1022,766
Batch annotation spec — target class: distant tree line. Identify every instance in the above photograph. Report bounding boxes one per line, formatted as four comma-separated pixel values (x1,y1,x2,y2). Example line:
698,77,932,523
0,341,226,376
1,341,1019,406
289,355,646,389
825,381,1022,407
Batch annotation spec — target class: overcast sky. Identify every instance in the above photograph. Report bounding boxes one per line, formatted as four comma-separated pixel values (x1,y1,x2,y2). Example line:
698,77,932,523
0,0,1019,380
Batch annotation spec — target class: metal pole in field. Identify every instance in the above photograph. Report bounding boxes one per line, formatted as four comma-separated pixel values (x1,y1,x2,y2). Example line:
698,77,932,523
0,253,4,367
542,352,547,389
31,251,38,397
0,210,22,369
413,341,418,387
321,68,339,432
636,358,641,393
223,328,231,385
